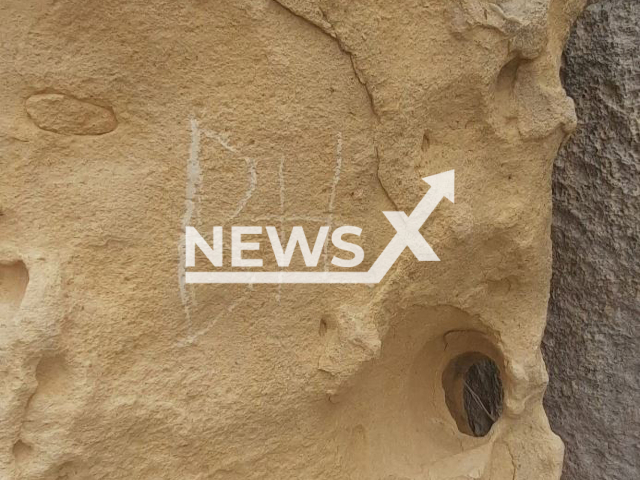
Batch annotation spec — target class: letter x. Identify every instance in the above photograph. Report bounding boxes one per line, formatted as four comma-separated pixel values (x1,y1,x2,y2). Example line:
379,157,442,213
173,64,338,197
382,211,439,261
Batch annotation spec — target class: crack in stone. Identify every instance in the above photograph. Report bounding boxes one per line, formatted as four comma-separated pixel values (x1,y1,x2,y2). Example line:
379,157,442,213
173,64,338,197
270,0,396,213
271,0,380,120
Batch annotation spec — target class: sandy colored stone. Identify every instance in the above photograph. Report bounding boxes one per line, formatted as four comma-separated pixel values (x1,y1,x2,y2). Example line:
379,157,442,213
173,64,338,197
1,0,585,478
25,93,118,136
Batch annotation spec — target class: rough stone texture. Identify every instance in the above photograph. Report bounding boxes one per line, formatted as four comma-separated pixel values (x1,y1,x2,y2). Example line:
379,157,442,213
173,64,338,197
1,1,585,479
543,1,640,479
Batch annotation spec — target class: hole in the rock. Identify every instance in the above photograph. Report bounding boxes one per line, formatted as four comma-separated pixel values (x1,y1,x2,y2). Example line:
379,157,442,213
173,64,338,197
494,57,524,118
12,439,32,463
0,260,29,319
496,57,520,94
442,352,504,437
421,131,430,152
57,461,77,479
463,358,503,436
35,354,69,396
319,318,328,337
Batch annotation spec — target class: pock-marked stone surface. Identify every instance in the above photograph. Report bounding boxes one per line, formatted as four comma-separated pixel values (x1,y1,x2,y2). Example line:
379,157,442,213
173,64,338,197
1,1,585,479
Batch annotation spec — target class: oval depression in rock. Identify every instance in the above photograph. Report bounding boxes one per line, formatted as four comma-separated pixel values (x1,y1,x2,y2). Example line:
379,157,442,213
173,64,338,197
25,93,117,135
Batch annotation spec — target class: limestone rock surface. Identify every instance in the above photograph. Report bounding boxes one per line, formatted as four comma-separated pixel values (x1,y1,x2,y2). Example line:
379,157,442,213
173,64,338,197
1,1,584,479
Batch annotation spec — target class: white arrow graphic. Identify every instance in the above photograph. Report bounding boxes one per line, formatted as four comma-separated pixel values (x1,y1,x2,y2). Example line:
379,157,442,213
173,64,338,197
186,170,454,284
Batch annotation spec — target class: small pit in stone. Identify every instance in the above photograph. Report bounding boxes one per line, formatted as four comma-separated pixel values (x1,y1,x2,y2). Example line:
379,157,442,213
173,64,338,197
421,131,430,152
0,260,29,320
12,439,32,463
319,318,328,337
442,352,504,437
494,57,524,119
